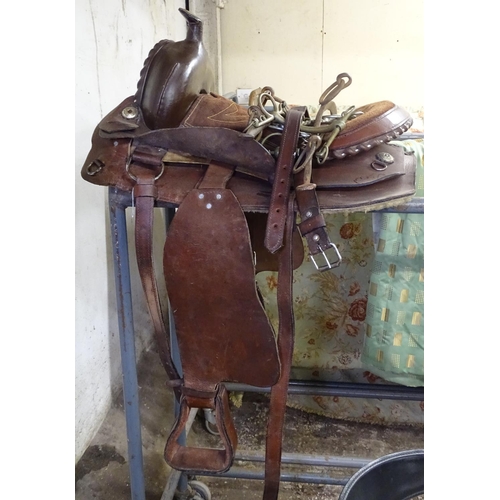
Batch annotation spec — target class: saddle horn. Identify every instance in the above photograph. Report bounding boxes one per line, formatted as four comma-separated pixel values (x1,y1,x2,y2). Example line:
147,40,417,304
134,8,215,129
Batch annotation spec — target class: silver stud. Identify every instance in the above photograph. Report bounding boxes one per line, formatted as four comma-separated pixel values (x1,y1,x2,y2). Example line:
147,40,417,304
121,106,138,119
198,193,205,199
312,234,320,242
375,152,394,164
216,194,222,200
305,211,313,218
206,203,212,209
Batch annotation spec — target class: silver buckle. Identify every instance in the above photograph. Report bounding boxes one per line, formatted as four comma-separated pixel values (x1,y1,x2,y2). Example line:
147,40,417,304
310,242,342,271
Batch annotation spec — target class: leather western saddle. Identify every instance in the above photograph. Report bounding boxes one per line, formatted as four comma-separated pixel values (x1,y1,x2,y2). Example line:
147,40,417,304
81,9,416,500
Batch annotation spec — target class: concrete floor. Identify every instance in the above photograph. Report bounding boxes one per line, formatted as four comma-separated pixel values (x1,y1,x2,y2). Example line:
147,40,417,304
75,348,424,500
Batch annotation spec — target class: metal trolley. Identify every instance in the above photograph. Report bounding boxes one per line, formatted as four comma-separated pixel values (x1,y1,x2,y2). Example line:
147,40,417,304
108,186,424,500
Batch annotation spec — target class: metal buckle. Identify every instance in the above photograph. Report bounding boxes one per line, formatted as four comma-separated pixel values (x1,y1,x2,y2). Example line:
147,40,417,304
310,242,342,272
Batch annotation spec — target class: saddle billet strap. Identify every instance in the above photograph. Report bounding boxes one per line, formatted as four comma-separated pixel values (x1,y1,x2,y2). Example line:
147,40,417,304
129,146,182,391
295,183,340,270
264,106,306,253
197,161,236,188
263,193,297,500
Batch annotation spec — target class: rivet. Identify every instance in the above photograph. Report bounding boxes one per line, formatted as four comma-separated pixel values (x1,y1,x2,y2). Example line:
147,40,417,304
113,141,118,146
216,194,222,200
312,234,320,242
198,193,205,199
375,152,394,164
305,211,313,218
206,203,212,209
121,106,138,119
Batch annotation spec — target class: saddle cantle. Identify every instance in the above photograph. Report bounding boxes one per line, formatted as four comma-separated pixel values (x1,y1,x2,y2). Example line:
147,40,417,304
135,9,215,129
81,8,417,500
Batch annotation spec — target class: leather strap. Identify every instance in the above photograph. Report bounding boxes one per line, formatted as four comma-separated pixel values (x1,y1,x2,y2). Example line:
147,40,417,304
263,194,297,500
264,106,306,253
261,108,305,498
197,161,235,189
130,146,181,391
295,183,333,258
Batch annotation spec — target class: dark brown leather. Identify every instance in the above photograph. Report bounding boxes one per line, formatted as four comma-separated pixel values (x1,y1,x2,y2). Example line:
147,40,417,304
93,96,276,181
165,385,237,473
263,194,296,500
128,146,181,392
295,185,332,259
135,9,214,129
82,132,414,213
134,127,276,181
80,9,418,500
162,162,281,473
163,183,280,390
245,212,305,272
265,107,306,253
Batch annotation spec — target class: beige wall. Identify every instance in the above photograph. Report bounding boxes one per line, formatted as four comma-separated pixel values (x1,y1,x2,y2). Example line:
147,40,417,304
219,0,423,110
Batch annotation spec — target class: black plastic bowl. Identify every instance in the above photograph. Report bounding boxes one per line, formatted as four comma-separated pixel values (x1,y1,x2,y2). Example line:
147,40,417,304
339,449,424,500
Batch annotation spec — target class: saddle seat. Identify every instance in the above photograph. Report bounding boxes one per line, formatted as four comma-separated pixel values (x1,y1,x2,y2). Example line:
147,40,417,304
83,95,415,214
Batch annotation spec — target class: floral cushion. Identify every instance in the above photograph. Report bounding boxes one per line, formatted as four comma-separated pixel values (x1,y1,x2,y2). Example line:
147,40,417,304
254,139,424,426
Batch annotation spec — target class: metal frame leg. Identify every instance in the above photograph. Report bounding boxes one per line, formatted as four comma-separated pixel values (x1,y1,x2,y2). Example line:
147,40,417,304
109,189,146,500
109,194,189,500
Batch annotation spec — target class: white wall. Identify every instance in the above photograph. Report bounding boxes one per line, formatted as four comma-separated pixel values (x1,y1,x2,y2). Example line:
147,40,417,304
219,0,424,110
75,0,187,462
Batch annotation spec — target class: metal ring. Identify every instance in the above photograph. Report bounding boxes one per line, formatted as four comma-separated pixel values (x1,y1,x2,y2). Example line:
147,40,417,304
86,159,104,176
126,159,165,181
371,160,388,171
